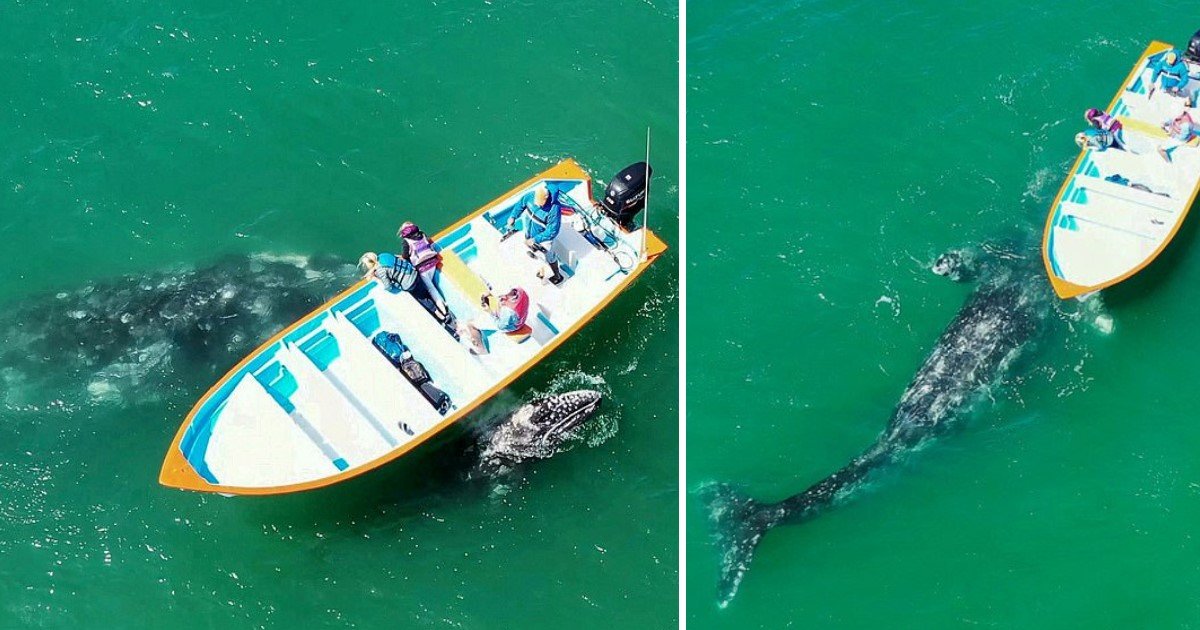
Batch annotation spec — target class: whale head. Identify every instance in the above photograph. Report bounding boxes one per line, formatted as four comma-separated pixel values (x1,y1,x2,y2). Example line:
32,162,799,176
931,249,975,282
476,390,602,476
523,390,603,441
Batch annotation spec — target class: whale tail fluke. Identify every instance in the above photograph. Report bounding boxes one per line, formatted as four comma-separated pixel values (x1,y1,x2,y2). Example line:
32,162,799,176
701,482,778,608
701,446,891,607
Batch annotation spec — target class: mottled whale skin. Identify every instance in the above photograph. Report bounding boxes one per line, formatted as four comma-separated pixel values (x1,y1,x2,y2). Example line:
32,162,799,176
0,253,355,409
476,390,603,477
705,252,1050,607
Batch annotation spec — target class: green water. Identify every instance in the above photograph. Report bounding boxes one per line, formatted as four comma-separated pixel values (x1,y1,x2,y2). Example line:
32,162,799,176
688,1,1200,627
1,0,678,626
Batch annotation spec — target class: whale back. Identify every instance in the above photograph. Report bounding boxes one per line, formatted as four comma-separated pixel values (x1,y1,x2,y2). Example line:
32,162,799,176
884,275,1041,447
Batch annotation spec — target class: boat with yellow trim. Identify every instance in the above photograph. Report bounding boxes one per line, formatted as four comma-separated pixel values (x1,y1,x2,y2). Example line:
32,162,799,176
158,158,665,495
1042,34,1200,299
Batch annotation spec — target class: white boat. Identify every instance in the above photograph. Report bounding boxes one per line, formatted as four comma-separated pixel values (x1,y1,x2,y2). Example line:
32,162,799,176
1042,39,1200,298
159,159,666,495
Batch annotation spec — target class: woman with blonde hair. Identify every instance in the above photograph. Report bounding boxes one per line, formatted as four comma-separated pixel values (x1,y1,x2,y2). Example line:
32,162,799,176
358,251,418,292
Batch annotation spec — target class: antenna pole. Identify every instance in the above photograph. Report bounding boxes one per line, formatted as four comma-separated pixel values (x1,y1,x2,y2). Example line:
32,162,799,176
641,126,651,263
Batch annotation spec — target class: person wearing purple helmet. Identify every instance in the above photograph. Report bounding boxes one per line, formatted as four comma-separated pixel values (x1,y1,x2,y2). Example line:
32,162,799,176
398,221,449,320
1077,107,1125,152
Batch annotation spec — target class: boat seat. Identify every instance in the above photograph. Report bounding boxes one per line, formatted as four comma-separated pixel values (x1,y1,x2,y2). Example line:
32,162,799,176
324,312,444,437
204,375,340,487
277,342,395,467
1074,174,1175,212
526,304,558,345
1120,87,1190,125
1050,224,1153,288
1057,199,1166,242
1085,149,1182,197
372,285,496,392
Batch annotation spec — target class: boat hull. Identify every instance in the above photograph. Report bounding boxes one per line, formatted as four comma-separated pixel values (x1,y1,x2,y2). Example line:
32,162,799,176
1042,41,1200,299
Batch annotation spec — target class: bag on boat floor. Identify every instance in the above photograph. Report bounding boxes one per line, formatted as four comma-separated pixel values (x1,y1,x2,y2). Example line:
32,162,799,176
417,382,451,415
372,331,408,364
371,331,453,414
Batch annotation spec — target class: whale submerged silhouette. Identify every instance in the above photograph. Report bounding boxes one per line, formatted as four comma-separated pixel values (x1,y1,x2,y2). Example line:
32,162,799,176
704,248,1055,607
0,253,356,409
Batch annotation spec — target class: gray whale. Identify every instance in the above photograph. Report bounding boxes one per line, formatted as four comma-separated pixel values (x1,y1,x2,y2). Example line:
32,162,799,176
474,390,603,478
0,253,355,409
704,251,1051,607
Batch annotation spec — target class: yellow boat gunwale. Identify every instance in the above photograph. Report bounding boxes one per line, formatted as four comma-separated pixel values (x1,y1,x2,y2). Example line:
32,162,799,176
159,158,668,495
1041,40,1200,299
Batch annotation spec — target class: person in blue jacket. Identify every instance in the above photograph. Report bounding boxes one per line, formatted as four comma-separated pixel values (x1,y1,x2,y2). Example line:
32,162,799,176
1150,49,1190,97
506,184,565,284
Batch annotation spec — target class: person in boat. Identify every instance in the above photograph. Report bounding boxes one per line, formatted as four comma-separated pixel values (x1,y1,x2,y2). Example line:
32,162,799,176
1157,110,1198,162
458,287,530,355
1150,49,1190,98
1074,108,1125,152
1085,108,1124,143
358,251,418,292
397,221,450,320
506,184,565,285
1074,129,1117,152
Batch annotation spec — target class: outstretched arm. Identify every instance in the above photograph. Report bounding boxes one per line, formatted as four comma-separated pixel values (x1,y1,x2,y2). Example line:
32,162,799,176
506,201,526,230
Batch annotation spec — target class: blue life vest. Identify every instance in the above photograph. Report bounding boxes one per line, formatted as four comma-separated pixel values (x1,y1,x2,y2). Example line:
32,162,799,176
372,331,408,365
377,252,417,291
1083,127,1114,151
521,190,563,243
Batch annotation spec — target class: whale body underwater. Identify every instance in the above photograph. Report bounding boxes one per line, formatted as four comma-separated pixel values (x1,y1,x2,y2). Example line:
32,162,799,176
704,251,1053,607
0,253,357,410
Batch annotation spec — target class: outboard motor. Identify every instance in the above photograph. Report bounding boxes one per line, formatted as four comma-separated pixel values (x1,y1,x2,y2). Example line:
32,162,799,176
600,162,652,230
1186,29,1200,64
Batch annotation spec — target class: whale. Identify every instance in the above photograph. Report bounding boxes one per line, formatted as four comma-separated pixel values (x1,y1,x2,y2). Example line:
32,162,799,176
703,248,1052,607
475,390,603,477
0,253,356,410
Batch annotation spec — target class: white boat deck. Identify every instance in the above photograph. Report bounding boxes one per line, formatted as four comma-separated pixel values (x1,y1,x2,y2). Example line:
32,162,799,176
166,161,660,492
204,376,340,487
1043,42,1200,297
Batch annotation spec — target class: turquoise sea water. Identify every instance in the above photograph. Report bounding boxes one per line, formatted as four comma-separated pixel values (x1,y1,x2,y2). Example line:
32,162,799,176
689,1,1200,627
1,1,678,626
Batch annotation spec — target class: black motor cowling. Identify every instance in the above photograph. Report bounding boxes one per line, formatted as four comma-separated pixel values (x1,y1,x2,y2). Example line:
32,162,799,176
1186,29,1200,64
600,161,652,229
